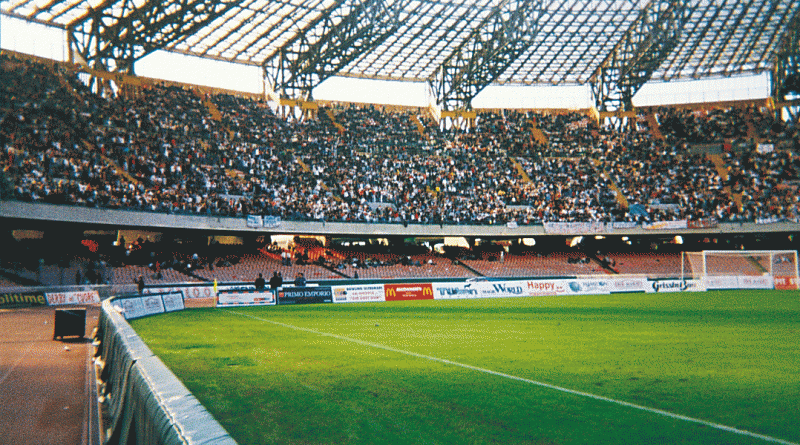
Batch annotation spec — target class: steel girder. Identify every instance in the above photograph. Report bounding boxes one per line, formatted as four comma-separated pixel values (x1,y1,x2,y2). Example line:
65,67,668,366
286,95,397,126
590,0,691,112
262,0,400,101
4,0,798,94
772,6,800,122
427,0,542,111
67,0,236,73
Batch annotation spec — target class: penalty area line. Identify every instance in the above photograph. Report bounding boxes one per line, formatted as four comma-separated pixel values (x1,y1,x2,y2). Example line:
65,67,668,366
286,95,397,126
228,310,797,445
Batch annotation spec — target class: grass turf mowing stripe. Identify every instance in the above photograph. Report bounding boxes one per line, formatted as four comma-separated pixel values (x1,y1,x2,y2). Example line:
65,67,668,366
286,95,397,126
229,309,799,445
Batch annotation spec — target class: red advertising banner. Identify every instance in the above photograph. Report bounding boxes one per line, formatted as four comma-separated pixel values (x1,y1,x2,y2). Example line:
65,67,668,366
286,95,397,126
774,276,799,290
384,283,434,301
46,290,100,305
687,218,718,229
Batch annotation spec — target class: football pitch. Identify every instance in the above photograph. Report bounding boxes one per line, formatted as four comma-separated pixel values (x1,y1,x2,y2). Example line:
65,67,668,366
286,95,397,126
130,290,800,445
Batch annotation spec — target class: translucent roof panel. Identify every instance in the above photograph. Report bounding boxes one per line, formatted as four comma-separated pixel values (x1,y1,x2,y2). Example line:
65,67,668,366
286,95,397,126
2,0,798,83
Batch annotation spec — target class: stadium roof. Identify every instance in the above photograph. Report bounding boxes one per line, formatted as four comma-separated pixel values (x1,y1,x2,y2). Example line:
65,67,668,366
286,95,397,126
2,0,799,108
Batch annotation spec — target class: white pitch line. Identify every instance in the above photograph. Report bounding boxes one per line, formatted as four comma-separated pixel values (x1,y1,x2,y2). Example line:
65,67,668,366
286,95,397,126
229,310,798,445
0,337,36,386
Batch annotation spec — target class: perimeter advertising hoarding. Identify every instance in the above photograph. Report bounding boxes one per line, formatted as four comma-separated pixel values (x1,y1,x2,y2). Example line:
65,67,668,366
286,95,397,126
384,283,434,301
217,289,276,307
774,276,798,290
432,278,648,300
703,275,740,290
646,279,705,293
332,284,386,303
524,279,570,296
145,284,216,299
278,286,333,305
530,278,648,296
608,277,649,293
145,284,255,299
737,275,773,289
111,291,184,320
433,281,526,299
161,292,186,312
46,290,101,305
112,294,165,319
0,292,47,308
561,279,615,296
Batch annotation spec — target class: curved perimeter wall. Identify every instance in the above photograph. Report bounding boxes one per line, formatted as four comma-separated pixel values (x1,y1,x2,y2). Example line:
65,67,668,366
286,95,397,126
4,200,800,237
97,299,237,445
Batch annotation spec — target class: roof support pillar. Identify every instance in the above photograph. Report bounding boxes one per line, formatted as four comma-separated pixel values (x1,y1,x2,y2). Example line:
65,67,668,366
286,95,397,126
590,0,691,113
428,0,542,111
262,0,399,101
772,8,800,123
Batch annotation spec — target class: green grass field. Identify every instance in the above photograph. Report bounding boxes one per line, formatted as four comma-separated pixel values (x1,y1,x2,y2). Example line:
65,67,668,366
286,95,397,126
130,290,800,445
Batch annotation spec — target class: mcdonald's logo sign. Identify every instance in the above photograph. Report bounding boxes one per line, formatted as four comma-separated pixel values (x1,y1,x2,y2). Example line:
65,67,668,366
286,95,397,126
384,283,434,301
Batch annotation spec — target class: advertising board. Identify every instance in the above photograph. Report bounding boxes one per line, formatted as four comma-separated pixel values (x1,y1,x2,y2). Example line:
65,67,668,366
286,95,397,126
0,292,47,308
384,283,434,301
737,275,773,289
145,284,218,299
774,275,798,290
646,279,705,293
217,289,276,307
332,285,386,303
608,277,648,293
112,294,165,319
46,290,100,305
523,279,570,296
161,292,186,312
433,281,526,300
703,275,739,290
111,291,184,319
278,286,333,305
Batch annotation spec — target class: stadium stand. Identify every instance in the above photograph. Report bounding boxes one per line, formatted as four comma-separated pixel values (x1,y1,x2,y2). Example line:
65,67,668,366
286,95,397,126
2,52,799,230
602,253,683,278
460,252,602,278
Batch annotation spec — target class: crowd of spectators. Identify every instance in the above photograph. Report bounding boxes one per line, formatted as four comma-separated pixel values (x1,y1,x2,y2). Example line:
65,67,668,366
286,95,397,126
656,106,750,144
2,52,800,226
655,104,800,148
726,148,800,222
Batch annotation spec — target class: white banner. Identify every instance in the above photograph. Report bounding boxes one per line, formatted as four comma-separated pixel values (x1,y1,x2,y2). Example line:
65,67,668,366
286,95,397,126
608,277,648,293
737,275,773,289
246,215,263,228
562,279,614,295
646,279,705,293
46,290,100,305
217,289,275,307
433,281,528,299
245,215,282,228
609,221,638,230
523,279,571,296
703,275,739,290
145,285,219,299
161,292,186,312
332,284,386,303
642,220,688,230
434,278,648,300
543,221,609,234
756,143,774,154
111,294,166,319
